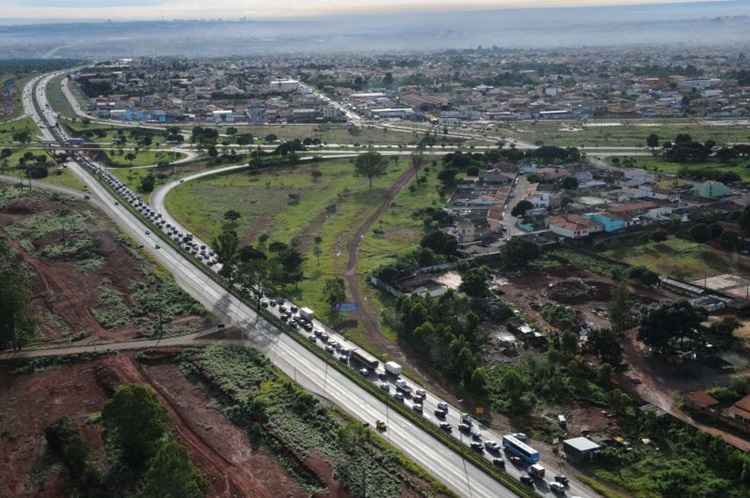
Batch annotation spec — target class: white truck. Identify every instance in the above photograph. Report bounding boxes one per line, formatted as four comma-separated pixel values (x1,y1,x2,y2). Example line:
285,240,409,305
384,361,402,376
299,307,315,322
529,463,546,479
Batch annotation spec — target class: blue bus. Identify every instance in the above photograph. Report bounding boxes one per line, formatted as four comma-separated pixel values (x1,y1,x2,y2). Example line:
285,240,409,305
502,435,540,464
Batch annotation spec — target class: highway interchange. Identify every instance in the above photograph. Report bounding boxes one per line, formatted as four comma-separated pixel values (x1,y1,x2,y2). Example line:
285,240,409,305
21,71,602,498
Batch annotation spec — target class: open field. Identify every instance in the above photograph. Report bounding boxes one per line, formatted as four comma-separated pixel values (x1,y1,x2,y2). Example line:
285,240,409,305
1,165,87,191
104,149,185,167
0,117,41,145
0,185,210,346
0,148,53,169
0,73,35,121
109,158,226,199
603,236,750,281
507,119,750,147
237,123,426,145
605,156,750,181
166,158,418,333
45,73,77,119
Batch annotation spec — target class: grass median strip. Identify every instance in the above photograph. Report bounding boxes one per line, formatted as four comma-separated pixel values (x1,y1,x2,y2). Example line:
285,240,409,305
87,163,537,498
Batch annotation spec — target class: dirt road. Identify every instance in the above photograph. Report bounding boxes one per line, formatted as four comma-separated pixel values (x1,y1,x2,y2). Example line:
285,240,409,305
343,164,416,355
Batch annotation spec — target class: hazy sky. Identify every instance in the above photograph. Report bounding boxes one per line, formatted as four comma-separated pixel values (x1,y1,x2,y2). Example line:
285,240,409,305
1,0,729,20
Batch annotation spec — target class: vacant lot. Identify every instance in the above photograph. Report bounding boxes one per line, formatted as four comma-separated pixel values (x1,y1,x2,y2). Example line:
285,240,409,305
509,119,750,147
0,186,209,346
1,164,87,191
168,158,410,312
0,116,40,145
45,74,77,119
237,123,422,145
603,236,750,281
104,149,185,167
604,156,750,181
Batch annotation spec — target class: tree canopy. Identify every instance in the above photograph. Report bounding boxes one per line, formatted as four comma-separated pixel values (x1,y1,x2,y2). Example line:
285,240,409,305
354,147,387,189
102,384,168,467
638,301,707,355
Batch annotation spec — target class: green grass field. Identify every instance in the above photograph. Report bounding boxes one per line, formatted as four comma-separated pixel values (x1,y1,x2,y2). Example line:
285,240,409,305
603,236,750,281
0,117,41,145
606,156,750,181
45,74,77,119
0,165,86,191
235,123,423,145
105,149,185,167
508,120,750,148
166,157,415,318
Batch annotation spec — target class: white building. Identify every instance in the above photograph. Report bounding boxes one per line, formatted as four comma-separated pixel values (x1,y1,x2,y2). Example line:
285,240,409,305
270,79,300,93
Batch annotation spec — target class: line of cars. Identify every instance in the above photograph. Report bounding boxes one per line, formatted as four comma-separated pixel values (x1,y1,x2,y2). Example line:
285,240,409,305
260,296,579,496
73,140,585,498
77,158,221,268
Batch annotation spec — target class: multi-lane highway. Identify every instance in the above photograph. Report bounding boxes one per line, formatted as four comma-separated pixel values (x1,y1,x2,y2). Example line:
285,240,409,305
30,72,602,498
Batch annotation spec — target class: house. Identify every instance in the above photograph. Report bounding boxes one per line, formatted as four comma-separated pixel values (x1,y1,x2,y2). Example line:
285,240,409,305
548,214,603,239
727,394,750,427
685,391,720,415
563,437,601,462
693,181,730,199
479,170,514,185
585,213,626,233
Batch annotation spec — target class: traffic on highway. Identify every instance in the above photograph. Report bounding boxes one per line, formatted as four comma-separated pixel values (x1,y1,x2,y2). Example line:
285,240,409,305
26,71,598,498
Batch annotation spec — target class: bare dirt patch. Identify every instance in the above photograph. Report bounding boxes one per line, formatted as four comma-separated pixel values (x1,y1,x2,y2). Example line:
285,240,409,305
0,188,211,347
0,353,321,498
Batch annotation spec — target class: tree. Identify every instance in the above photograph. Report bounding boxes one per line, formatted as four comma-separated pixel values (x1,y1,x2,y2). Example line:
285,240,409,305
140,440,205,498
720,230,740,251
561,176,579,190
638,301,706,355
459,266,491,298
125,151,137,165
437,168,458,188
323,278,346,314
588,328,624,366
223,209,241,229
420,230,458,256
213,229,239,276
410,149,425,180
608,281,631,333
354,147,387,189
690,223,713,243
102,384,167,467
628,266,659,287
139,174,156,193
646,133,660,150
740,207,750,237
0,240,35,350
511,199,534,218
313,238,322,267
500,237,540,269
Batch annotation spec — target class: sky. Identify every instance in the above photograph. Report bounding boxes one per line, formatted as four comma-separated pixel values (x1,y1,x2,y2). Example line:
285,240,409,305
0,0,731,21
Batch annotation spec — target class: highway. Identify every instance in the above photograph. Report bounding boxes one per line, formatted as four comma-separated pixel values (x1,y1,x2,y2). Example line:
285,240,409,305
27,72,553,498
35,72,603,498
150,155,598,498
